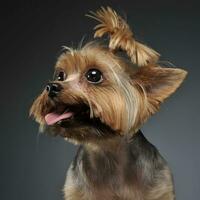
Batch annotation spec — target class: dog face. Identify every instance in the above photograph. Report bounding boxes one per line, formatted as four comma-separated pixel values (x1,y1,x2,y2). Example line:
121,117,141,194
30,7,187,144
30,44,141,142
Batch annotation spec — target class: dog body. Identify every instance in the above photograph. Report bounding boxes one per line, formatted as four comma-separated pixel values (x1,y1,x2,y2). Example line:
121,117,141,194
30,7,187,200
64,131,174,200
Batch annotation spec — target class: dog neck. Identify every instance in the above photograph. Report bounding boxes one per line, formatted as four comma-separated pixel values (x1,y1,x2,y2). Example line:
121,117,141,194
84,129,140,153
75,130,144,188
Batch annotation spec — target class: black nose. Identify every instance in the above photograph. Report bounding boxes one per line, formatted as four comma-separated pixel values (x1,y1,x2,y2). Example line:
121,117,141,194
46,83,62,98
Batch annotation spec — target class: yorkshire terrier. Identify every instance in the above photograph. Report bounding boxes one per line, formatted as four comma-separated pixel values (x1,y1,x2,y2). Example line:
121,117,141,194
30,7,187,200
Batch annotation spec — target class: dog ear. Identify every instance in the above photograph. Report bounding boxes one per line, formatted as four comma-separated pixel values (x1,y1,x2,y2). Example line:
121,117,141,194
132,65,187,115
87,7,160,66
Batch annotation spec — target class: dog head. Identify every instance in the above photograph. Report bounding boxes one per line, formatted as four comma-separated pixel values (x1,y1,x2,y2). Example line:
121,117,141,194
30,7,187,144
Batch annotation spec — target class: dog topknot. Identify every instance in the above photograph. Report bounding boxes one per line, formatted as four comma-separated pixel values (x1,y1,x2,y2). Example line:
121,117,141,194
87,7,160,66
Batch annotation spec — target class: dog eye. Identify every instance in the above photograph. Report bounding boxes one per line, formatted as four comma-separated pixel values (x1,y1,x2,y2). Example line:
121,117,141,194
85,69,103,84
54,71,66,81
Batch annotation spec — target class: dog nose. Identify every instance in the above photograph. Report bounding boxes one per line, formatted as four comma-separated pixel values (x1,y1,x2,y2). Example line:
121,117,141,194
46,83,62,98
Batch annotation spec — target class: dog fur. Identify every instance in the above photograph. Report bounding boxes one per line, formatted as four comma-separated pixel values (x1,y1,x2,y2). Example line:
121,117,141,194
30,7,187,200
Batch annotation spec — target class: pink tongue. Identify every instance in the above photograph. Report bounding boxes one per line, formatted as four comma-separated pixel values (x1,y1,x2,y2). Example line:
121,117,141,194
45,112,73,125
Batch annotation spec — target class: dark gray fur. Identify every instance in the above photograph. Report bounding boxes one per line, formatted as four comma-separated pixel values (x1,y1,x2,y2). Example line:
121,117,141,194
67,130,174,199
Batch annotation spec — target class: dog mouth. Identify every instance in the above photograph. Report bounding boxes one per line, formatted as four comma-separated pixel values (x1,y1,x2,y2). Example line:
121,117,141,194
39,100,117,139
44,103,90,126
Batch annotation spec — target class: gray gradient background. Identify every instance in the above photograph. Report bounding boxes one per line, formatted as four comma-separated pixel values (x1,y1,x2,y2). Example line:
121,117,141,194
1,1,200,200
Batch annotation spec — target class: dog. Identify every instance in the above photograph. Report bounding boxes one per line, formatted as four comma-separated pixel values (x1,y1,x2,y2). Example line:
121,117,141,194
30,7,187,200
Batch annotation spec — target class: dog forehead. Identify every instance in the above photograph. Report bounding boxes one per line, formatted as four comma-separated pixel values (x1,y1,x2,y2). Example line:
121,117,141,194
55,45,125,74
55,51,86,73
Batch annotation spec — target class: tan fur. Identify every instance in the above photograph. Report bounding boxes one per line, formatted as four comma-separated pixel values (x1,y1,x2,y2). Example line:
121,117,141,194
43,44,145,133
30,38,186,134
144,167,175,200
30,7,187,200
87,7,160,66
132,65,187,126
